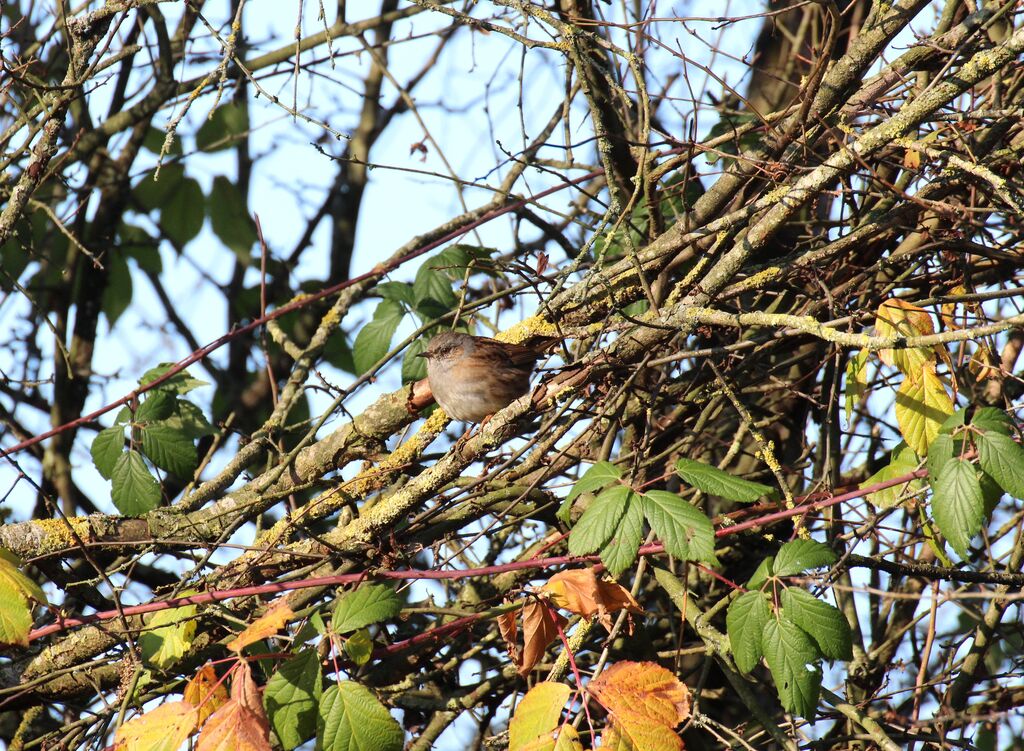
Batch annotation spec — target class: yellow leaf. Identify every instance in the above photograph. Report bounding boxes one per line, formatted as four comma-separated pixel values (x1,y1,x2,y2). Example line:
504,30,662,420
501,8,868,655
844,349,869,424
509,683,572,751
0,587,32,648
139,604,198,669
184,664,229,725
0,548,47,604
227,598,294,653
589,661,690,751
895,368,954,456
875,299,936,377
114,701,199,751
553,724,583,751
195,699,272,751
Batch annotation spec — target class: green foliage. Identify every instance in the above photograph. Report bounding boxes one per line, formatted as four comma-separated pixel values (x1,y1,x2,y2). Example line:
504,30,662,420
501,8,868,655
727,539,850,716
861,441,924,508
597,492,644,577
139,604,198,669
134,164,185,212
932,458,984,557
976,431,1024,500
675,458,774,503
317,682,404,751
90,366,212,515
641,490,717,564
208,175,257,261
162,176,204,246
332,584,402,633
265,648,323,750
101,251,133,328
567,485,632,557
343,628,374,666
352,299,405,376
196,102,250,151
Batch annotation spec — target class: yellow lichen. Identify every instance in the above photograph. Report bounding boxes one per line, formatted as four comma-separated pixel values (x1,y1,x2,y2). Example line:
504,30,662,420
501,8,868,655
499,316,558,343
729,266,781,294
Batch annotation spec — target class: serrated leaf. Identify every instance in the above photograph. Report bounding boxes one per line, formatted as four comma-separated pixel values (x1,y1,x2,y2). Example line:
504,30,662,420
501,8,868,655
976,431,1024,500
540,569,642,627
317,682,404,751
135,391,176,422
746,556,774,588
134,164,185,212
402,338,427,383
265,648,322,750
196,101,249,151
374,281,415,306
412,263,457,311
675,458,773,503
114,701,199,751
184,664,229,725
773,539,836,576
139,604,198,669
861,441,923,508
844,349,869,424
164,400,217,440
196,697,272,751
352,299,404,375
598,494,644,577
932,458,984,557
209,175,257,261
0,587,31,648
641,490,717,564
894,367,954,456
970,407,1014,436
780,587,852,661
761,618,821,717
111,450,162,516
91,425,125,480
101,250,133,328
228,599,294,652
162,176,204,246
141,422,197,478
566,462,623,503
588,662,689,751
568,485,632,557
874,298,936,376
344,628,373,666
139,363,208,394
332,584,402,633
926,432,960,484
508,682,571,751
726,591,770,673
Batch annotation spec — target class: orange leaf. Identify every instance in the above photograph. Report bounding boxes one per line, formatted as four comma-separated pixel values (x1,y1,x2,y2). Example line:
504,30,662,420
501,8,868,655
541,569,643,629
195,699,272,751
184,664,229,725
498,605,521,666
589,661,690,751
227,599,294,653
520,601,567,677
230,660,266,716
114,701,199,751
508,682,572,751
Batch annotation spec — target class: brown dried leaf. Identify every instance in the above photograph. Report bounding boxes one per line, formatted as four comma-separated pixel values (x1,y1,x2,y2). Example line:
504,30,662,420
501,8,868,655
520,601,567,677
195,699,272,751
498,604,521,666
541,569,643,629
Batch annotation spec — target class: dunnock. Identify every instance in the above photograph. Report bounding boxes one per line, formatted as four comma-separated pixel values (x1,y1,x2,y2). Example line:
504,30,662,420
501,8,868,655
418,331,553,423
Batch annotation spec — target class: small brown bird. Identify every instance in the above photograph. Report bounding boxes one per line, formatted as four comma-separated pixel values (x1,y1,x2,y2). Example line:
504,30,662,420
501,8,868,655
418,331,552,423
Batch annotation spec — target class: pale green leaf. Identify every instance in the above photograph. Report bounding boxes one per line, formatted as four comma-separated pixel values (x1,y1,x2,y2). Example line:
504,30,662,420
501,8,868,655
567,485,632,557
317,682,404,751
641,490,717,564
932,458,984,557
265,648,322,750
773,540,836,577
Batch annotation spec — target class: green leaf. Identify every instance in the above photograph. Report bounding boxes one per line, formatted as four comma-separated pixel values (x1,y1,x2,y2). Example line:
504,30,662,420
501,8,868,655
746,556,775,588
761,617,821,717
142,126,182,156
412,264,457,311
265,648,322,751
352,300,404,375
976,431,1024,500
343,628,373,666
141,422,197,478
134,164,184,212
862,441,923,508
101,250,133,328
932,458,984,557
161,176,204,246
726,591,770,673
196,101,249,151
567,485,632,557
139,604,197,669
402,338,427,383
209,175,257,261
139,363,208,394
844,348,870,423
675,458,774,503
938,407,968,434
780,587,852,661
926,432,959,484
118,222,162,273
375,281,415,306
641,490,717,564
598,492,644,576
111,450,161,516
163,400,216,440
773,540,836,577
970,407,1013,436
91,425,125,480
135,391,175,422
317,682,404,751
566,462,622,503
332,584,402,634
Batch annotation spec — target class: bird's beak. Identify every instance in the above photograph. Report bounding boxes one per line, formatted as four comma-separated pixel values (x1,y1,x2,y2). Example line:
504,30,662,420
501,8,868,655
416,352,429,359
